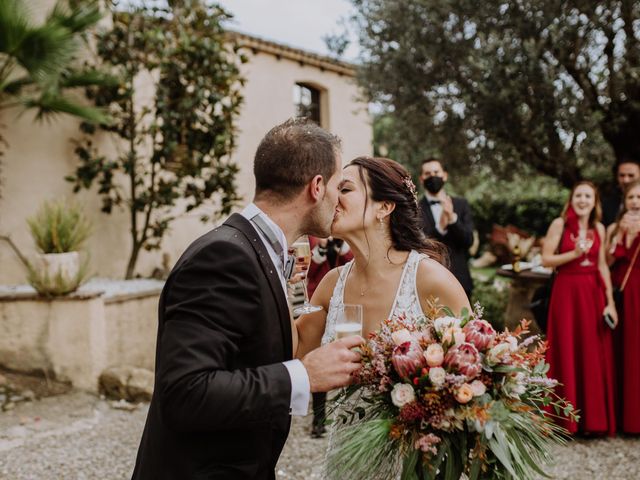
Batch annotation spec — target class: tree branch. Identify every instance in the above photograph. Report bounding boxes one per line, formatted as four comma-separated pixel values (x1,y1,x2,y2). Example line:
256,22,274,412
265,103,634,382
0,234,31,269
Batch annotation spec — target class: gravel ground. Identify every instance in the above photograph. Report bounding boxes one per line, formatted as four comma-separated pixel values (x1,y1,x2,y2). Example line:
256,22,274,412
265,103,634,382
1,392,639,479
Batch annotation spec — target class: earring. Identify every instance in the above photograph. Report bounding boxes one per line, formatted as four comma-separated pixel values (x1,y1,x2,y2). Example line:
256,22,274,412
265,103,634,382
378,217,384,229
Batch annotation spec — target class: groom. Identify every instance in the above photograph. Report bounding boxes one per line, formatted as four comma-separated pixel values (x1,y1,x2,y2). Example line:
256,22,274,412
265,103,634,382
131,119,362,479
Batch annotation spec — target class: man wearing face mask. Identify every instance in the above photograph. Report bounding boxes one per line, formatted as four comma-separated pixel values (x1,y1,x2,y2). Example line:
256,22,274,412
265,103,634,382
418,158,475,299
601,158,640,226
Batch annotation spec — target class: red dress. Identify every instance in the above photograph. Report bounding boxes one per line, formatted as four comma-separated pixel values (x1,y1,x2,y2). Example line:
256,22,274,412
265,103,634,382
611,234,640,433
545,225,616,436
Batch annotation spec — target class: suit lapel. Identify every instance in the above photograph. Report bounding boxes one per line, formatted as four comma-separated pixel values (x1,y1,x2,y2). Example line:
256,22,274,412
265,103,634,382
419,197,437,235
224,213,293,360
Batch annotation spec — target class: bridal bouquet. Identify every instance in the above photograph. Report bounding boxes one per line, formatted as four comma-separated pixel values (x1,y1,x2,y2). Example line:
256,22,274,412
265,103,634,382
326,300,577,480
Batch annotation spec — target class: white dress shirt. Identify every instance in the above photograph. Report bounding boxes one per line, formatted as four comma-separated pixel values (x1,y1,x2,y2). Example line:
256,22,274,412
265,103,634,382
240,203,310,416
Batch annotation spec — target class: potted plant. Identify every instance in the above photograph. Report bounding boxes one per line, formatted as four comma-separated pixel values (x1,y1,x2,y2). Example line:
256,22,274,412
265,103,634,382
26,199,92,296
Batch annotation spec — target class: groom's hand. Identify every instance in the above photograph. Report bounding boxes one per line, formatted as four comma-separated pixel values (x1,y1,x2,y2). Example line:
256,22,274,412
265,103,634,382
302,336,364,393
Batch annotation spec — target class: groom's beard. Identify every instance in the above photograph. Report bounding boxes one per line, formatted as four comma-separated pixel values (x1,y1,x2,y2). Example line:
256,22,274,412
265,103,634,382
302,195,334,238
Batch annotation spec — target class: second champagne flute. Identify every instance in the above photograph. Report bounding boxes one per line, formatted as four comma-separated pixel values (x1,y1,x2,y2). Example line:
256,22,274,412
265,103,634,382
292,236,323,315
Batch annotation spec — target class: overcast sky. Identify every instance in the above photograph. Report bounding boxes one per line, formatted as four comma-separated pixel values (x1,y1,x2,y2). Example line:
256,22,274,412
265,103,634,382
215,0,359,60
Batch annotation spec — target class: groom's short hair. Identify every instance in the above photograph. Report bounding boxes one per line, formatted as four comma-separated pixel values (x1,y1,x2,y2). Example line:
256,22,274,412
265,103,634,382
254,118,341,201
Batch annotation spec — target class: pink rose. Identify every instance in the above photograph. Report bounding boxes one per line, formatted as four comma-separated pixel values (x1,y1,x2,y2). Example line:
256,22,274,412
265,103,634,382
391,383,416,407
424,343,445,367
391,329,414,346
444,342,482,380
454,383,474,404
392,341,425,379
463,320,497,351
469,379,487,397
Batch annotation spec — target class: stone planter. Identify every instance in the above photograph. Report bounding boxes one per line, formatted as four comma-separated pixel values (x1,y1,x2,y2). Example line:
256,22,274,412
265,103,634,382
34,251,80,283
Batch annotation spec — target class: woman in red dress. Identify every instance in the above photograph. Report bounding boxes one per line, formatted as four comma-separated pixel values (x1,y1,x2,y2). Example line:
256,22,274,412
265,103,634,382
606,180,640,433
542,181,618,436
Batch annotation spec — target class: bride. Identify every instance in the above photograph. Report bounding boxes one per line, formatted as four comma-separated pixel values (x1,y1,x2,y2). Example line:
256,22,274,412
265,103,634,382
295,156,470,478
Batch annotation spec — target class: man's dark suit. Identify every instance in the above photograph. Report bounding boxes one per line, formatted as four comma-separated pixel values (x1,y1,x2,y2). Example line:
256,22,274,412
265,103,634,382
601,188,622,227
419,196,475,297
132,213,293,480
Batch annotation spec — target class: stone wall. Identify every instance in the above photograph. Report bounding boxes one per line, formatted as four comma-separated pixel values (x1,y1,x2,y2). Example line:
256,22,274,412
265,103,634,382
0,280,162,391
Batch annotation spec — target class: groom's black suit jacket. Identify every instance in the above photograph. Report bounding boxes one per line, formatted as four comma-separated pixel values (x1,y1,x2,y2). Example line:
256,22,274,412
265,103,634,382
131,214,293,480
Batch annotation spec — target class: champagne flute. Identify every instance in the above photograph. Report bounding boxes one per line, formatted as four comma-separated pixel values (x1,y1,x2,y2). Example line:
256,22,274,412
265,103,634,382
292,236,323,315
579,230,595,266
335,304,363,340
571,229,594,266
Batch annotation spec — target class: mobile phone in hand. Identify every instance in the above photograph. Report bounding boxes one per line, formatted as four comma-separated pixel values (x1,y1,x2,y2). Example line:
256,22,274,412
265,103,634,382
603,313,616,330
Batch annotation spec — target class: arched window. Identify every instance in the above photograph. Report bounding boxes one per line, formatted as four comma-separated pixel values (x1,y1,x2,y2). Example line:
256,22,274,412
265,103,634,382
293,83,321,125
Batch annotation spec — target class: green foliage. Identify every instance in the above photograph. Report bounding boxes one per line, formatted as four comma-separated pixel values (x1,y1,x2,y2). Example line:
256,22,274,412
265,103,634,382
344,0,640,187
67,0,245,278
0,0,115,197
326,418,402,479
464,172,568,245
0,0,113,135
471,271,508,332
27,199,92,253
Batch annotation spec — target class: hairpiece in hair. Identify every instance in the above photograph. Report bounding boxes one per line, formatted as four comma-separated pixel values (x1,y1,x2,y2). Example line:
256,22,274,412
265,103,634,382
403,176,419,204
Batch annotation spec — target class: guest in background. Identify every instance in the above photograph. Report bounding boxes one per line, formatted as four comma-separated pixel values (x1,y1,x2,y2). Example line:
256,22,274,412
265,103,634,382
542,181,617,436
307,236,353,438
606,180,640,434
601,158,640,226
418,158,474,298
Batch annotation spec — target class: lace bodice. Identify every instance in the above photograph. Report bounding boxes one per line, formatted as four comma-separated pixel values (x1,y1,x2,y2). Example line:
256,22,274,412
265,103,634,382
321,250,428,345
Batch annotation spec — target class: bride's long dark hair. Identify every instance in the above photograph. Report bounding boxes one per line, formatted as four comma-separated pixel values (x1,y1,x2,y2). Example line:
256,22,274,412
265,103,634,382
348,156,447,265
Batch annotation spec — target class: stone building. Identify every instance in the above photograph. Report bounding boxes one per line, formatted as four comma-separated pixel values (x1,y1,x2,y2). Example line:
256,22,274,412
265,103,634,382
0,24,372,283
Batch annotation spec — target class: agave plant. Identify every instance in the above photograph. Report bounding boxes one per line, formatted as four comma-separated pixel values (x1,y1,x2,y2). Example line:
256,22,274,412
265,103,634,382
27,198,92,253
0,0,114,128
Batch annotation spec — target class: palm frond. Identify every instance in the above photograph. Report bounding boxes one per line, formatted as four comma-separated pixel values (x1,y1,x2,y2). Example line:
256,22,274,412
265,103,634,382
0,75,33,96
48,0,103,34
24,92,110,124
0,0,30,54
60,68,119,89
14,22,75,82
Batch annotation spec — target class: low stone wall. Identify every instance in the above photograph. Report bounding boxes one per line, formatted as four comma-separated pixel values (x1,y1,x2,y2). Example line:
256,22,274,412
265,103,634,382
0,279,163,391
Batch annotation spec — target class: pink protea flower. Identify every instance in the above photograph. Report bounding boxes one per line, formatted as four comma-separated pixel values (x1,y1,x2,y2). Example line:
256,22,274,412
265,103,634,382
391,341,426,379
463,319,497,351
444,342,482,380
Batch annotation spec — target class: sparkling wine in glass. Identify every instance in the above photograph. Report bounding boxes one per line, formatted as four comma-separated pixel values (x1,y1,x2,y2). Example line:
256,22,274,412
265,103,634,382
292,236,323,315
579,230,595,266
571,229,595,266
335,304,363,340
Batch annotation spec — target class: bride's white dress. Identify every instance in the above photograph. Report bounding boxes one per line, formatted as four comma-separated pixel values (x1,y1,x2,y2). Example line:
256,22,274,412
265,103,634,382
321,250,428,479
